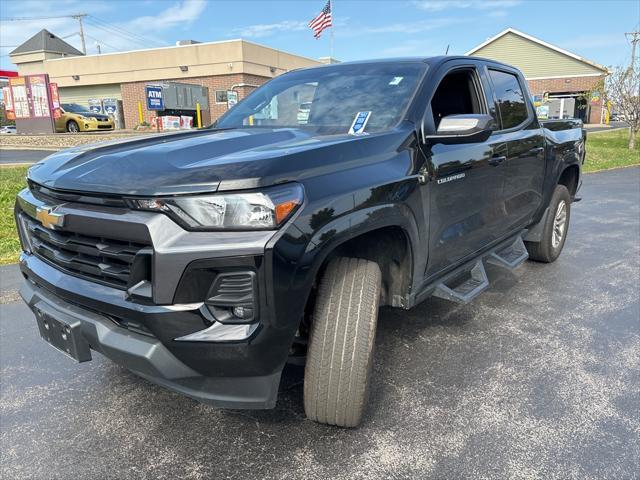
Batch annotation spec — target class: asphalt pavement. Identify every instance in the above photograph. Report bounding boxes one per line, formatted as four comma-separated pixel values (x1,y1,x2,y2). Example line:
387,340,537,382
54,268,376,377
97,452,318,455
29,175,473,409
1,167,639,480
0,150,52,165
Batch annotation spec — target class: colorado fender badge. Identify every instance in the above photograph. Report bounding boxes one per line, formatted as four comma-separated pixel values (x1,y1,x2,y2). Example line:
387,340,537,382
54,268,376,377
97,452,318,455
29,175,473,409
437,173,466,185
349,111,371,135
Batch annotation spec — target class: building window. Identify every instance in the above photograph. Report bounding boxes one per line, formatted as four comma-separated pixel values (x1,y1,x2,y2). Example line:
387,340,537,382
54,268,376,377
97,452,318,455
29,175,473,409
488,69,529,129
215,90,228,104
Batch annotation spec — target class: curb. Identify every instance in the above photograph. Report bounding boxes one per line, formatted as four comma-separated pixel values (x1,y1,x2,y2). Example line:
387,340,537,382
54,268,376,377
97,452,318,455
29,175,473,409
0,146,60,152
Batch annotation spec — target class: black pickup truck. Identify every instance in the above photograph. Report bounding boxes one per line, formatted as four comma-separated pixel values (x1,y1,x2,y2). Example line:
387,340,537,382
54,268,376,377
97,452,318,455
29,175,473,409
15,56,585,427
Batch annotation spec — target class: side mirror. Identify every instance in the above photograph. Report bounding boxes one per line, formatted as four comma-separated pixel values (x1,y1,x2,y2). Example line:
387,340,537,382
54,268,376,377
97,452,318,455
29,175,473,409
425,114,495,145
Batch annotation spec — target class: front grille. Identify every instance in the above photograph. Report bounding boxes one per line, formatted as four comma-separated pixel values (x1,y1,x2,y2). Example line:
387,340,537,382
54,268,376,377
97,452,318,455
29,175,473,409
20,214,151,290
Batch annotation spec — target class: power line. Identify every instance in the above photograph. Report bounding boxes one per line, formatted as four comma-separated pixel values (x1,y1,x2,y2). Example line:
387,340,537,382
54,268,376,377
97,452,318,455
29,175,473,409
83,33,120,53
1,13,88,56
86,15,165,48
0,14,82,21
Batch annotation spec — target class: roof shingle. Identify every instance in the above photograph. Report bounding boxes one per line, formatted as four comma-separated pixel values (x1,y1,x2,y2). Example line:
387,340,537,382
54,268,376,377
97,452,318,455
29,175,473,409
10,29,83,56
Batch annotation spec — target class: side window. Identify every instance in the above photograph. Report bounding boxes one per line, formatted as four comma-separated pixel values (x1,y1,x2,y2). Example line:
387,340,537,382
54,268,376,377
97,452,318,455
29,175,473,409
431,69,483,129
488,69,528,129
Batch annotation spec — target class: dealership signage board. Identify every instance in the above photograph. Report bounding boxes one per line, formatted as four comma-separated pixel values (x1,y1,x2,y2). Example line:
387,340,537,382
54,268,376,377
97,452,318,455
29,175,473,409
2,86,14,120
9,74,55,133
146,85,164,110
49,83,61,119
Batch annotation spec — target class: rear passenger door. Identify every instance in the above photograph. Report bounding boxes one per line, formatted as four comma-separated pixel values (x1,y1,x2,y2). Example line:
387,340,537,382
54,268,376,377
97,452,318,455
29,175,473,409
487,68,545,231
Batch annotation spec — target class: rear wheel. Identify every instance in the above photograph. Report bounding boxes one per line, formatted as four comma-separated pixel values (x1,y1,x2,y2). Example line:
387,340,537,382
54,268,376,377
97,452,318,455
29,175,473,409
526,184,571,263
304,257,381,427
66,120,80,133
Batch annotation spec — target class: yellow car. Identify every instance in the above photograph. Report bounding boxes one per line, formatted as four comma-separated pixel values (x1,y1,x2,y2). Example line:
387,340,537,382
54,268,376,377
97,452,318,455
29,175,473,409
55,103,115,133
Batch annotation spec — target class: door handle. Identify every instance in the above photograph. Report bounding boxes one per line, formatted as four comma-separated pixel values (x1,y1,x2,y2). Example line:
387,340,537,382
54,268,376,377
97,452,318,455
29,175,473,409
529,147,544,155
489,155,506,166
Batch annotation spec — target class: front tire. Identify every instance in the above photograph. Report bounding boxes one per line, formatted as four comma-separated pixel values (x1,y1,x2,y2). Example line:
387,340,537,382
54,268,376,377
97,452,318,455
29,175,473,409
67,120,79,133
304,257,381,427
526,184,571,263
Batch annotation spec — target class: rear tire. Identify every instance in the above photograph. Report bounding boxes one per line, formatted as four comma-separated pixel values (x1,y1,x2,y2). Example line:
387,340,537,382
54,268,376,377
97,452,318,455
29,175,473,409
525,184,571,263
67,120,79,133
304,257,381,427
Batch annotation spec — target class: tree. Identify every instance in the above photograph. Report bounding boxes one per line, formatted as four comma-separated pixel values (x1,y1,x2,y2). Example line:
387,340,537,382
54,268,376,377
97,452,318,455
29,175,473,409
606,63,640,150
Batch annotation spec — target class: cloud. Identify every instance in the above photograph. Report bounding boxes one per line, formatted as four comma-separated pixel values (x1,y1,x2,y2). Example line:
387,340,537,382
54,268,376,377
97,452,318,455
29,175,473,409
340,17,468,37
126,0,207,33
0,0,206,67
558,33,627,51
230,20,309,39
414,0,521,11
378,39,445,57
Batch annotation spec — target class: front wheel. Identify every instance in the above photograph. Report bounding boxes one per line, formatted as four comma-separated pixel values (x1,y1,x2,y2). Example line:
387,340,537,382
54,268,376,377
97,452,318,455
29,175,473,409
525,184,571,263
66,120,80,133
304,257,381,427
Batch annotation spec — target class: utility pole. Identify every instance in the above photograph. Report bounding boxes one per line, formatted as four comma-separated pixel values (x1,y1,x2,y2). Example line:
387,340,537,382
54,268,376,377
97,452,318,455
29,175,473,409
625,30,640,99
625,31,639,72
72,14,88,55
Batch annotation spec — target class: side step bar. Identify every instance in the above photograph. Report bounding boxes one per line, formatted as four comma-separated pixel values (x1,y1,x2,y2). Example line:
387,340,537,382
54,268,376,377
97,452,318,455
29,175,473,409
433,261,489,304
432,235,529,305
486,236,529,269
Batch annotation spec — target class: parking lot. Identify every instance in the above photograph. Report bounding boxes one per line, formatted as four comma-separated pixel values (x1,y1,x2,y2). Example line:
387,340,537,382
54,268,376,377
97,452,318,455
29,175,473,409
1,166,638,480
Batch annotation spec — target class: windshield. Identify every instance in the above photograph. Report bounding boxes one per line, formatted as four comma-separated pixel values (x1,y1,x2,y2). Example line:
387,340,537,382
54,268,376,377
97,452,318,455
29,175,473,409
216,62,426,134
62,103,92,114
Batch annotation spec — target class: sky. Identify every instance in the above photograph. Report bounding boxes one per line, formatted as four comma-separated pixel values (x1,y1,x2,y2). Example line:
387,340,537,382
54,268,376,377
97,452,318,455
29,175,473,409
1,0,638,71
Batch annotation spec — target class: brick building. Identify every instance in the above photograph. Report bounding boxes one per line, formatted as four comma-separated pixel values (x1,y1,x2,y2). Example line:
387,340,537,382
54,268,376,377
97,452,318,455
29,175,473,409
467,28,608,124
9,31,323,129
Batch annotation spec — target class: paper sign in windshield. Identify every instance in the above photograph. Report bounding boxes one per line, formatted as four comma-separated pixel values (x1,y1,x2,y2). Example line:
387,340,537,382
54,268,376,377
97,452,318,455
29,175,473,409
349,111,371,135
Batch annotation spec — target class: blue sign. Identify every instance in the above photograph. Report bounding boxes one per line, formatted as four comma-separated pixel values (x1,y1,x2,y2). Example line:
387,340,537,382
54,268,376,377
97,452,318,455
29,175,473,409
146,85,164,110
348,111,371,135
88,98,102,114
103,98,117,115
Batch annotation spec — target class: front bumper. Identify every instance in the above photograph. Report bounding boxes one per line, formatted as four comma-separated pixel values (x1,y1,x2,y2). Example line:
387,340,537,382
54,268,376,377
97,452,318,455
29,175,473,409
14,185,310,409
19,256,282,409
80,119,114,131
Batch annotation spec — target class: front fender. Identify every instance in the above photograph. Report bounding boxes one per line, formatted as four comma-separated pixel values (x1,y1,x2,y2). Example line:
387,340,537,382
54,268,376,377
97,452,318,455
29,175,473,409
266,199,422,335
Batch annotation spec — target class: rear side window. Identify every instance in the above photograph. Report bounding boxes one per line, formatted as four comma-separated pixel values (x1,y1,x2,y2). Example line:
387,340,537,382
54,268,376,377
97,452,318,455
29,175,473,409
488,69,528,129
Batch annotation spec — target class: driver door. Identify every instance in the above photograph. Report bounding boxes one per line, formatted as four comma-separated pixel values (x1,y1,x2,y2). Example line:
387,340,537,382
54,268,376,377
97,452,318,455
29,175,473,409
423,62,509,277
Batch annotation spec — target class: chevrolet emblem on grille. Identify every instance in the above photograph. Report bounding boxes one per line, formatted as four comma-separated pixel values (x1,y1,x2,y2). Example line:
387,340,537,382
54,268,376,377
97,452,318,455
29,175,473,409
35,206,65,229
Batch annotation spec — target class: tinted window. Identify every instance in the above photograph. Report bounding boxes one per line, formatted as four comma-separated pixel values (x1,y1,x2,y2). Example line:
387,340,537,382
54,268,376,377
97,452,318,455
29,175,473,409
62,103,91,113
489,70,528,129
431,69,483,129
216,63,426,134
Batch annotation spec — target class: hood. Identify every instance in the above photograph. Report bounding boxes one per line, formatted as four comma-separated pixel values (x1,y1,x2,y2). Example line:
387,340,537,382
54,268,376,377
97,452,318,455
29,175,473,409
27,127,409,196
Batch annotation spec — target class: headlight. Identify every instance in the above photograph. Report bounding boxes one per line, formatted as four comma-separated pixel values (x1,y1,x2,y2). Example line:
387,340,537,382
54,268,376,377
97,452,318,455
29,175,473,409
128,183,304,230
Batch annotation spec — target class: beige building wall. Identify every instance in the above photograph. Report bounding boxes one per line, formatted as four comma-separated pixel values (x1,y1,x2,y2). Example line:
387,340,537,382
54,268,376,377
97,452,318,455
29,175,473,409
58,84,122,104
15,39,320,88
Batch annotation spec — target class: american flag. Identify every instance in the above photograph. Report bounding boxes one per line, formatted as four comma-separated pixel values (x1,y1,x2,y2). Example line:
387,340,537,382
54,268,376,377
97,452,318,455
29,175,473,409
309,0,332,39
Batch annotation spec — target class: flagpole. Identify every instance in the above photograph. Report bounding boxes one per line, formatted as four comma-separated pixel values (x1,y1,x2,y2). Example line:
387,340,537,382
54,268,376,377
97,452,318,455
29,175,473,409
330,0,334,60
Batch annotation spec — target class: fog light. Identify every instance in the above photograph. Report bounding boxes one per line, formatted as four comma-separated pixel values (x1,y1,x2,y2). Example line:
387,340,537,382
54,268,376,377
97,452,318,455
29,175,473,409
233,306,253,320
